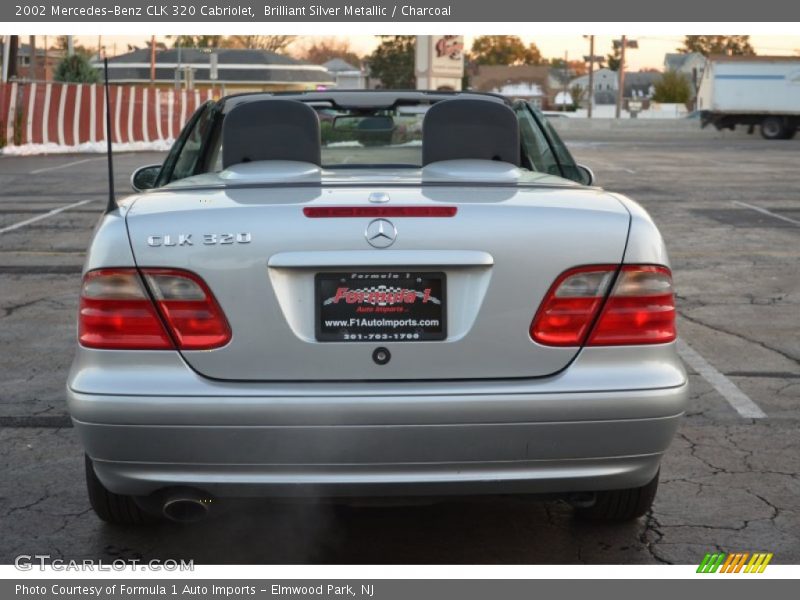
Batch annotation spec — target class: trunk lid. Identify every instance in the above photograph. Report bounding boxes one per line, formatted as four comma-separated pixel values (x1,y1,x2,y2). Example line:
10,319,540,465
125,181,630,381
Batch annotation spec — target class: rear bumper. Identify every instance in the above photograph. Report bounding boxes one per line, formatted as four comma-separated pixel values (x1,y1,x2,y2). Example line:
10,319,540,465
67,344,687,498
79,417,677,498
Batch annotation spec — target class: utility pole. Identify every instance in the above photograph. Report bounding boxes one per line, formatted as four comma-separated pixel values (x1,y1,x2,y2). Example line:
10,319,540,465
562,50,568,112
0,37,7,143
587,35,594,118
175,40,182,90
613,37,638,119
616,35,626,119
1,36,9,83
29,35,36,81
7,35,19,80
66,35,74,57
583,35,604,118
149,35,156,84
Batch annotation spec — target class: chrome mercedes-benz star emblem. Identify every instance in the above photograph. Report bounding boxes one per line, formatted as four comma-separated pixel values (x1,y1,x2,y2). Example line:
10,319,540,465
365,219,397,248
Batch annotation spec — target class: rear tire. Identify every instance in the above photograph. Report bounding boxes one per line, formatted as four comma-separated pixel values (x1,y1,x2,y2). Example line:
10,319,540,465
761,116,788,140
575,470,659,522
85,454,155,525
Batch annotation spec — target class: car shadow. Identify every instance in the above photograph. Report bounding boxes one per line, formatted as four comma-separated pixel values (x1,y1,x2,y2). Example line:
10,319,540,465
87,496,653,564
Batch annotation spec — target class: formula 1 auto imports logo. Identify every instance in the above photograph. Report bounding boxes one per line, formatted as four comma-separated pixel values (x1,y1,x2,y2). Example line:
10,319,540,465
696,551,773,573
323,286,442,307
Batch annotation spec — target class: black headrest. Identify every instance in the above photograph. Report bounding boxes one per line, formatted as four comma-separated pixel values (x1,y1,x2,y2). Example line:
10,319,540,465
422,99,520,166
222,99,321,168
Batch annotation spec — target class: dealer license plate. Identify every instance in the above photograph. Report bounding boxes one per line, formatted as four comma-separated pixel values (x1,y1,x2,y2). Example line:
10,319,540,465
315,271,446,342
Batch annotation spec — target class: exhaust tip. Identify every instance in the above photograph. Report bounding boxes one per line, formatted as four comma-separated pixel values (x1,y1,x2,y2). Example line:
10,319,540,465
566,492,597,509
162,497,212,523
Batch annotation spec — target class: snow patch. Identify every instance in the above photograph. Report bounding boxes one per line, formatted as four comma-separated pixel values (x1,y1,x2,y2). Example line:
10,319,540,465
1,140,174,156
325,141,364,148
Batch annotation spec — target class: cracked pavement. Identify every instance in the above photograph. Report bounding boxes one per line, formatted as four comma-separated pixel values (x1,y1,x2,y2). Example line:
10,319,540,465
0,130,798,564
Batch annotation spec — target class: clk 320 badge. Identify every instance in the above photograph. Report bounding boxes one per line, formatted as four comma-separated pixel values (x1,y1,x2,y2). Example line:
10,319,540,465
147,233,252,247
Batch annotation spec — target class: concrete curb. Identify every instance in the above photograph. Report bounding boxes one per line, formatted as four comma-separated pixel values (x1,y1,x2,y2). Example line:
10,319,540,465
549,118,757,140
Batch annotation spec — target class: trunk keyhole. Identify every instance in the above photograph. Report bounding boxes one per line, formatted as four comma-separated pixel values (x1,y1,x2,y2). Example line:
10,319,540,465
372,348,391,365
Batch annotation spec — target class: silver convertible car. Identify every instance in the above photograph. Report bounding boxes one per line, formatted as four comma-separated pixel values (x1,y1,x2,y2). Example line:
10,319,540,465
68,91,687,525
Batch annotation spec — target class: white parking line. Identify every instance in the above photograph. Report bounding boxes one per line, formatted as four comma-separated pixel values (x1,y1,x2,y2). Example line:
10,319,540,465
29,158,103,175
677,338,767,419
579,156,636,174
732,200,800,226
0,199,96,235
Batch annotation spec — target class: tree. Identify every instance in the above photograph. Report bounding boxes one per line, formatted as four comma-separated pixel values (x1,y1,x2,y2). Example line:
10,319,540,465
5,35,19,79
549,58,588,77
168,35,224,49
366,36,415,89
606,44,622,71
679,35,755,57
127,40,167,52
54,54,100,83
652,70,692,104
222,36,297,53
569,84,585,108
167,35,295,52
470,36,543,66
298,38,362,67
53,35,93,57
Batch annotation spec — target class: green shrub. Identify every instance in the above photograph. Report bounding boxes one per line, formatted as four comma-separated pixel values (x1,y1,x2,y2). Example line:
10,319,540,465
54,54,100,84
653,70,691,104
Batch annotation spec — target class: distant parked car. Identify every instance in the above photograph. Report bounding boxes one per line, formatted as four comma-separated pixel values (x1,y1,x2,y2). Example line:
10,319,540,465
541,110,570,118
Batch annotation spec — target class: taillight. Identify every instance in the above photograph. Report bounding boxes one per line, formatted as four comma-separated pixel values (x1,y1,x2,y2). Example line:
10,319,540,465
79,268,231,350
588,266,676,346
79,269,173,349
141,269,231,350
530,266,616,346
530,265,675,347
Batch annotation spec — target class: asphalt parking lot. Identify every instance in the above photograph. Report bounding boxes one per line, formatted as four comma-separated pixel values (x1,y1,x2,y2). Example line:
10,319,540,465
1,130,798,565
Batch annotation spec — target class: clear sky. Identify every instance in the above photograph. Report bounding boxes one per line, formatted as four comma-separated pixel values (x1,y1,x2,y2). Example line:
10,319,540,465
54,34,800,71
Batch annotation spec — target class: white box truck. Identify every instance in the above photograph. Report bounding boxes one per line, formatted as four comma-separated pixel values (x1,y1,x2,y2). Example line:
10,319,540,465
698,56,800,140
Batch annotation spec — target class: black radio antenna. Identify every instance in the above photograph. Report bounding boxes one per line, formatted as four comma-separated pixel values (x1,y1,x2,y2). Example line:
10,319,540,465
103,58,116,213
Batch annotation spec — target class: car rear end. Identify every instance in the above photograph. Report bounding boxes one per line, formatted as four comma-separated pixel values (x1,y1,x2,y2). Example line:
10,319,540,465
67,94,687,523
